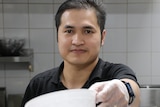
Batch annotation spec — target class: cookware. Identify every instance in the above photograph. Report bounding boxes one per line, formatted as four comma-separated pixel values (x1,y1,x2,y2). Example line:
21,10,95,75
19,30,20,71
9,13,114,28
0,38,25,56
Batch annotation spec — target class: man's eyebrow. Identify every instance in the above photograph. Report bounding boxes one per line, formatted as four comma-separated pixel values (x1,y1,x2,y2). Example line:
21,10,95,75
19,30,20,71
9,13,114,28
64,25,95,29
64,25,74,29
83,26,95,29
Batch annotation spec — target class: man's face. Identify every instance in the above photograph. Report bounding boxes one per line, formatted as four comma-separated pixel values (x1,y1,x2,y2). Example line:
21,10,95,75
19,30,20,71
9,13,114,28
58,9,106,66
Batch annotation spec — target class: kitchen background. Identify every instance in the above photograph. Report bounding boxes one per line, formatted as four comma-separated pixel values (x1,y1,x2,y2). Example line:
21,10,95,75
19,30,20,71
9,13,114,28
0,0,160,106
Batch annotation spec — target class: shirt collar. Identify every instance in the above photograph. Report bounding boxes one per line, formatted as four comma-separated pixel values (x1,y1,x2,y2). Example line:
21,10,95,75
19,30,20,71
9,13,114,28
86,58,105,83
51,58,105,85
51,62,64,84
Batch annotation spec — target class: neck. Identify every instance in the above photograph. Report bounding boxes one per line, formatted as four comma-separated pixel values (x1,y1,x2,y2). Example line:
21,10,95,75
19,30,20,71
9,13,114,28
61,58,99,89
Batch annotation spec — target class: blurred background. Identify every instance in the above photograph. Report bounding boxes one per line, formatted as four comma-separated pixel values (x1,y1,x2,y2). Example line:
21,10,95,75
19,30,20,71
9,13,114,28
0,0,160,107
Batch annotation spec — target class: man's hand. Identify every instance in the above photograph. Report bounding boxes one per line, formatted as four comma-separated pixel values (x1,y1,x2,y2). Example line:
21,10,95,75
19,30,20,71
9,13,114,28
89,79,129,107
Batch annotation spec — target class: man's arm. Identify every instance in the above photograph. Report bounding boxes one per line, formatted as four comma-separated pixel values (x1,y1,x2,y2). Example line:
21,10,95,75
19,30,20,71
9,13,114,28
121,78,140,107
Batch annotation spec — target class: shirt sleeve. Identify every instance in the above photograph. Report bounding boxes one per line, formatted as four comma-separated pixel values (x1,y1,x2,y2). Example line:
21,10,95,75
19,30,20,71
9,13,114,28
21,79,36,107
103,63,138,84
115,64,136,80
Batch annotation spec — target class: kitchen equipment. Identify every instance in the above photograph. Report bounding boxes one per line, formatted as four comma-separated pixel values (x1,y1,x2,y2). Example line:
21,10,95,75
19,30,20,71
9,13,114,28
8,94,24,107
140,85,160,107
25,89,96,107
0,87,6,107
0,38,25,56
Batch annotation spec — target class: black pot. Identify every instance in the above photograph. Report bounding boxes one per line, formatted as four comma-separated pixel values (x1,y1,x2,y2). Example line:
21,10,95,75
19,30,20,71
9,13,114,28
0,38,25,56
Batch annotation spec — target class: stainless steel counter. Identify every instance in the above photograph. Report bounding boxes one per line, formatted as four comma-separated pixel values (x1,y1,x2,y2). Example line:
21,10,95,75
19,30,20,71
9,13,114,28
0,88,6,107
140,85,160,107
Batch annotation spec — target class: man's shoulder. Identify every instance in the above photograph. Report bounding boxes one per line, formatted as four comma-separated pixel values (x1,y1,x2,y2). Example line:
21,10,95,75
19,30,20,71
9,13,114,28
100,59,131,70
99,58,133,73
31,67,59,82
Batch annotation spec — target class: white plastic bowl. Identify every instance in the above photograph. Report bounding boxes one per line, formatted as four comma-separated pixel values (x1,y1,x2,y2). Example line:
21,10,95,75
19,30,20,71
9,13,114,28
25,89,96,107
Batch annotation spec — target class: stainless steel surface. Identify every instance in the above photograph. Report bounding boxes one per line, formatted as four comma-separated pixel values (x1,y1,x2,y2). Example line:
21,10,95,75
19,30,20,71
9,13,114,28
140,84,160,88
0,87,6,107
0,49,33,63
0,56,32,62
8,94,24,107
140,85,160,107
0,49,33,71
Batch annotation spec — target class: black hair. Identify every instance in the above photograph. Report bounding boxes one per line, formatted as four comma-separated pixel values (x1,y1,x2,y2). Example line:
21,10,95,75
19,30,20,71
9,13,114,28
55,0,106,34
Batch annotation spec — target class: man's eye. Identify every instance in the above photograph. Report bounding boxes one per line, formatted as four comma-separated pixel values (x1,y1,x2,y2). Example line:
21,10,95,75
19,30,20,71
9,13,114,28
65,30,72,33
85,30,93,34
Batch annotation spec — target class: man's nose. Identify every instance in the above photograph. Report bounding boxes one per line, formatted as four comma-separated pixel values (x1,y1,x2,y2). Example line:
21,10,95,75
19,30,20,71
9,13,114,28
72,33,84,45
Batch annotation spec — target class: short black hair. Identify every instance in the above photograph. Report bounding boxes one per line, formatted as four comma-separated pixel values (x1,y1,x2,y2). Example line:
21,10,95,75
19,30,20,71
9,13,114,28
55,0,106,34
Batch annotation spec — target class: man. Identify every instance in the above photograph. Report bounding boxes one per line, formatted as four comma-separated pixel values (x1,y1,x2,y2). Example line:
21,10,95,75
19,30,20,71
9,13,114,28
21,0,140,107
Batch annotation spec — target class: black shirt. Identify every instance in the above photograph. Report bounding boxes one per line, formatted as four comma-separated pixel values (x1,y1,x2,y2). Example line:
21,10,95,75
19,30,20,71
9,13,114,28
21,58,137,107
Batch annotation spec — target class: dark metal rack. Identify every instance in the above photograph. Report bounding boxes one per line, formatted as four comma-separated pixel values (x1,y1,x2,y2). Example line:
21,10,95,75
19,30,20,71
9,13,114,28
0,49,33,72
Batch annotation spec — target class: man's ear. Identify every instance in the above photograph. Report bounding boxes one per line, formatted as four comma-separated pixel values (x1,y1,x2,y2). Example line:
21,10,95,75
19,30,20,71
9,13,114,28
101,29,106,46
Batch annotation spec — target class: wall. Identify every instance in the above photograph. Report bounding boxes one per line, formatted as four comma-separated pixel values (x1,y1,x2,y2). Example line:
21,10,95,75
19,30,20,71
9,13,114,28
0,0,160,95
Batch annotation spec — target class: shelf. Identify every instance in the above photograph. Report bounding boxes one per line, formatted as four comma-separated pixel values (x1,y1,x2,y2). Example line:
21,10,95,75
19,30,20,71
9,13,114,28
0,49,33,72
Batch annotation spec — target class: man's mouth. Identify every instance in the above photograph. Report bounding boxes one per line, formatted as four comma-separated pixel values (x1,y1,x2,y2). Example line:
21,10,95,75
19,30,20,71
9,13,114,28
70,49,87,53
